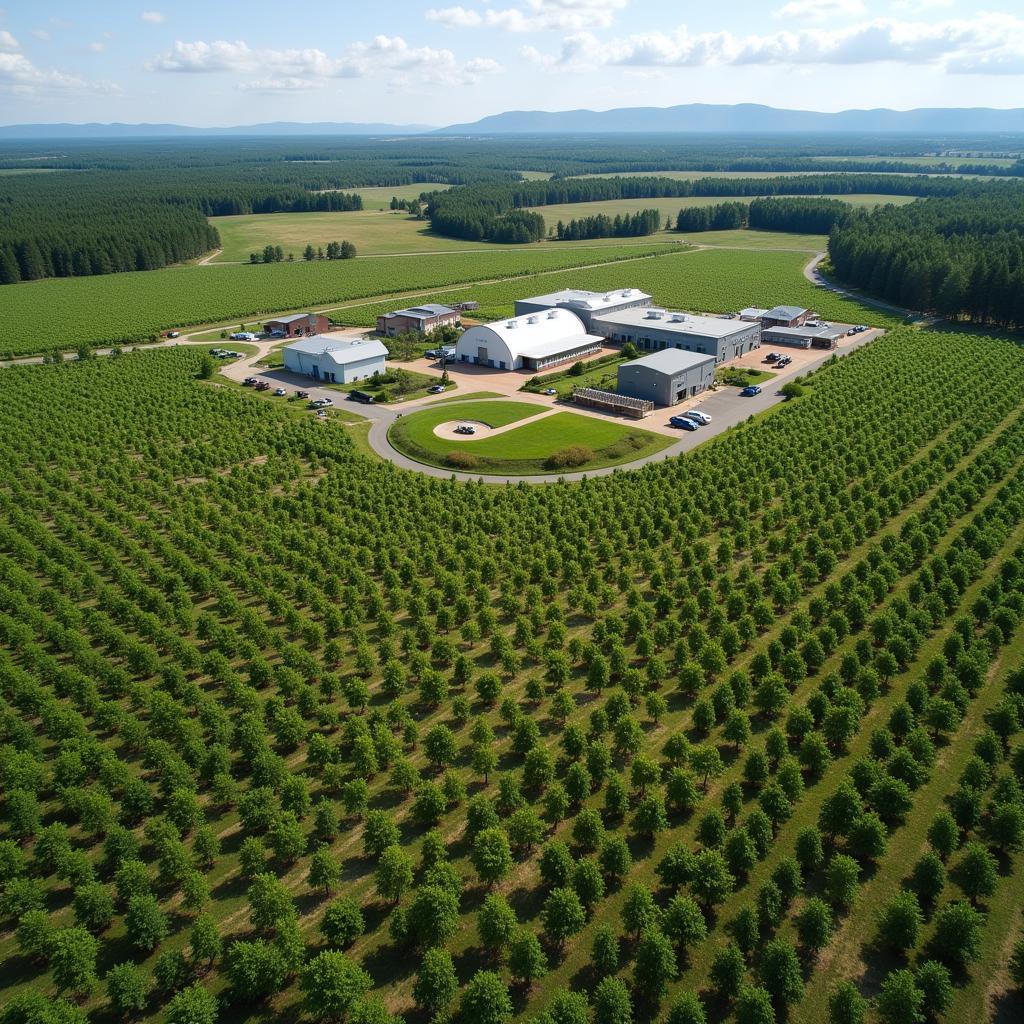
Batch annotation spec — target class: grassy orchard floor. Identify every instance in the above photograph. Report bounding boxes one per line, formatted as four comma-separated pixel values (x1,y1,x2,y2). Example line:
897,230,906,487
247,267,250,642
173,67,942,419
387,399,675,473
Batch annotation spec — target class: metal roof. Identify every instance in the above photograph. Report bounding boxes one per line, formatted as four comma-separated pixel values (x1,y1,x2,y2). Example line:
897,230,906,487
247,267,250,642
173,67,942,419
383,304,456,319
763,305,810,321
518,288,652,312
764,324,845,340
621,348,715,375
285,337,389,363
594,307,754,339
266,312,316,324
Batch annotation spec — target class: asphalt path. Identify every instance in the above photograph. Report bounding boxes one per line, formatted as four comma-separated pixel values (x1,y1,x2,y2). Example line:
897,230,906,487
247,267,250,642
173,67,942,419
225,331,881,485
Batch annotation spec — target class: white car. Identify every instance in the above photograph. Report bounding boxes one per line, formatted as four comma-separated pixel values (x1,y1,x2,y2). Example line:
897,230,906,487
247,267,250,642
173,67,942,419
229,332,257,341
685,409,712,425
274,388,286,396
454,424,476,435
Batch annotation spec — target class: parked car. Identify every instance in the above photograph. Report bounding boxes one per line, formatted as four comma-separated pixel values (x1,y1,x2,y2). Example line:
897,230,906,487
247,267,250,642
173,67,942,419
348,391,374,404
242,377,257,386
764,352,781,362
167,331,180,339
544,388,558,396
777,356,792,367
254,381,271,391
454,424,476,435
296,390,309,399
669,415,699,430
273,388,286,396
428,385,446,394
686,409,712,425
854,325,868,333
229,332,257,341
310,397,334,408
740,385,762,397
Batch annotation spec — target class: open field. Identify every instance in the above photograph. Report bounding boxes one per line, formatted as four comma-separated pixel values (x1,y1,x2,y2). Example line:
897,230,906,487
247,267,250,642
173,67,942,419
350,183,451,210
686,228,828,251
0,243,677,357
1,325,1023,1024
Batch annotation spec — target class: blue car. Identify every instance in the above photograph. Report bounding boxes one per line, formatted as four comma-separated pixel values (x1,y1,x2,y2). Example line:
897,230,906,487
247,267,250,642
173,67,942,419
740,385,762,397
669,415,699,430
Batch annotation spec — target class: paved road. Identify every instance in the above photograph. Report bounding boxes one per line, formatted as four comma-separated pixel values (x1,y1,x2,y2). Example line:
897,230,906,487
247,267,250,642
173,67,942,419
225,332,881,485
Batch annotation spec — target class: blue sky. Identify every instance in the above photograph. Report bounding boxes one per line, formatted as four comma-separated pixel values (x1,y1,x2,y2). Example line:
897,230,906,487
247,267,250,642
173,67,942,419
1,1,1022,125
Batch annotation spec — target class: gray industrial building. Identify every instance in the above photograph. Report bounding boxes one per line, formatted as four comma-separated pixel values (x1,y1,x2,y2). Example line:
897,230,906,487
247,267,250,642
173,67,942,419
514,288,652,331
593,307,761,364
763,323,847,349
617,349,715,406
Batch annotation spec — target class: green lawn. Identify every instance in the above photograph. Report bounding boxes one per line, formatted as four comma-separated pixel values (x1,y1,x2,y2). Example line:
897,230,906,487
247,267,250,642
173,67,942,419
388,401,674,474
690,228,828,251
349,182,450,210
716,365,778,386
523,354,628,398
325,367,452,404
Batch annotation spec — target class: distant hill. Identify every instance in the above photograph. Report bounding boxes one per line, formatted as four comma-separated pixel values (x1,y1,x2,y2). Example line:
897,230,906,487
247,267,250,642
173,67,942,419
436,103,1024,134
0,121,436,139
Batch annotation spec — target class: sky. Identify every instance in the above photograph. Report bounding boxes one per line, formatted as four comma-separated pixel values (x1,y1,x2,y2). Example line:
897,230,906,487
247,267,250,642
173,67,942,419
1,0,1023,126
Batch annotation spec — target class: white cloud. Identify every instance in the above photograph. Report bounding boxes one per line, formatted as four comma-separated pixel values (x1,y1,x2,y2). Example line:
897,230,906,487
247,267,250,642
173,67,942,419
0,29,18,51
148,35,494,86
238,76,322,92
31,29,49,41
464,56,501,74
0,51,118,94
425,7,482,28
891,0,953,11
141,11,165,24
428,0,627,33
87,41,106,53
774,0,865,20
528,15,1024,76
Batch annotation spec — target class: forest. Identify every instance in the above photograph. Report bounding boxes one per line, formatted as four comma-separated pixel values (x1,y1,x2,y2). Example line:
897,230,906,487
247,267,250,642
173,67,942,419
554,210,662,241
828,193,1024,326
424,174,1010,243
1,327,1023,1024
675,198,849,235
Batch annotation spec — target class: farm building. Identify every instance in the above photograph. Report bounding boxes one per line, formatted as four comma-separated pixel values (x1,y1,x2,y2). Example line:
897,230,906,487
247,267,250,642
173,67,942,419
760,305,813,328
592,307,761,364
264,312,330,338
376,304,458,336
617,349,716,407
763,324,847,349
283,335,388,384
454,308,604,372
739,307,769,321
514,288,652,331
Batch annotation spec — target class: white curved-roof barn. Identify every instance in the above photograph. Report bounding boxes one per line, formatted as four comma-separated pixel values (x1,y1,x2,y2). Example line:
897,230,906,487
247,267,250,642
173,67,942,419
455,308,604,371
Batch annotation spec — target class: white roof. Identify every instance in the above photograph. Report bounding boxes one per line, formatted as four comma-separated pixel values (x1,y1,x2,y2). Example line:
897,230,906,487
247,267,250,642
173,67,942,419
739,307,768,318
466,308,601,360
285,335,388,364
594,307,754,339
622,349,715,374
764,324,845,340
520,287,651,312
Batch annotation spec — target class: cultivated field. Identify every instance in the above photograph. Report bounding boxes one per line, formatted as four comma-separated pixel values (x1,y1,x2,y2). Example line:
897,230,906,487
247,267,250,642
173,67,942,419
0,244,678,357
1,325,1023,1024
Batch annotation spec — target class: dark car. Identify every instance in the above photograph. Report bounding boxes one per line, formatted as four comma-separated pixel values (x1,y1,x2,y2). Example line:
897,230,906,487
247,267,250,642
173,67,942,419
740,385,762,397
669,415,699,430
349,390,375,404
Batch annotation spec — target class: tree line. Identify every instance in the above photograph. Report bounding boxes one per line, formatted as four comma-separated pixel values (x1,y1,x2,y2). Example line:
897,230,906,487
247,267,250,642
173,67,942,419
250,241,358,264
675,197,850,234
828,191,1024,326
426,173,1013,243
555,209,662,241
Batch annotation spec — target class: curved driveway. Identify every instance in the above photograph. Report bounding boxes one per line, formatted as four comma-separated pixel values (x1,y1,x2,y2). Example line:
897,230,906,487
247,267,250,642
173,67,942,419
225,330,881,485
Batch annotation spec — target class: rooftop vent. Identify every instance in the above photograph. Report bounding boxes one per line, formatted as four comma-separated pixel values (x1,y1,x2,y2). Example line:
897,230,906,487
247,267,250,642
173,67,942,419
670,314,686,323
506,321,517,329
547,309,559,318
527,315,540,324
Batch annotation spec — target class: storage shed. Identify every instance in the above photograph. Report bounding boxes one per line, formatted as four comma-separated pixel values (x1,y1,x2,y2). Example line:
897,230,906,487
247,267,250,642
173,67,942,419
763,324,847,349
283,335,388,384
617,348,715,407
264,313,330,338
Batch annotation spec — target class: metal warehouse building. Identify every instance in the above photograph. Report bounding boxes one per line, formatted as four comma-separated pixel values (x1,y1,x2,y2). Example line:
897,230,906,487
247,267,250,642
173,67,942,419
617,348,716,407
592,307,761,364
514,288,652,331
455,307,605,371
763,324,847,350
283,336,388,384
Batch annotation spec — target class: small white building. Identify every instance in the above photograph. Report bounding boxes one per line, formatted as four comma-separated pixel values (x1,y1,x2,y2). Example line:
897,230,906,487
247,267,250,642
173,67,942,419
455,308,604,372
283,335,388,384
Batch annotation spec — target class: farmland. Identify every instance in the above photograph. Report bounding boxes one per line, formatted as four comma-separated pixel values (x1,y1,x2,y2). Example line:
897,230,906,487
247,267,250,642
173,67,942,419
331,248,903,332
2,325,1024,1024
0,243,677,357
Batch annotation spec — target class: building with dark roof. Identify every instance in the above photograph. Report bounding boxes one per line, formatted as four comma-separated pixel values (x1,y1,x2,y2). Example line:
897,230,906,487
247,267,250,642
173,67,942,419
376,304,459,336
617,348,716,406
264,313,330,338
